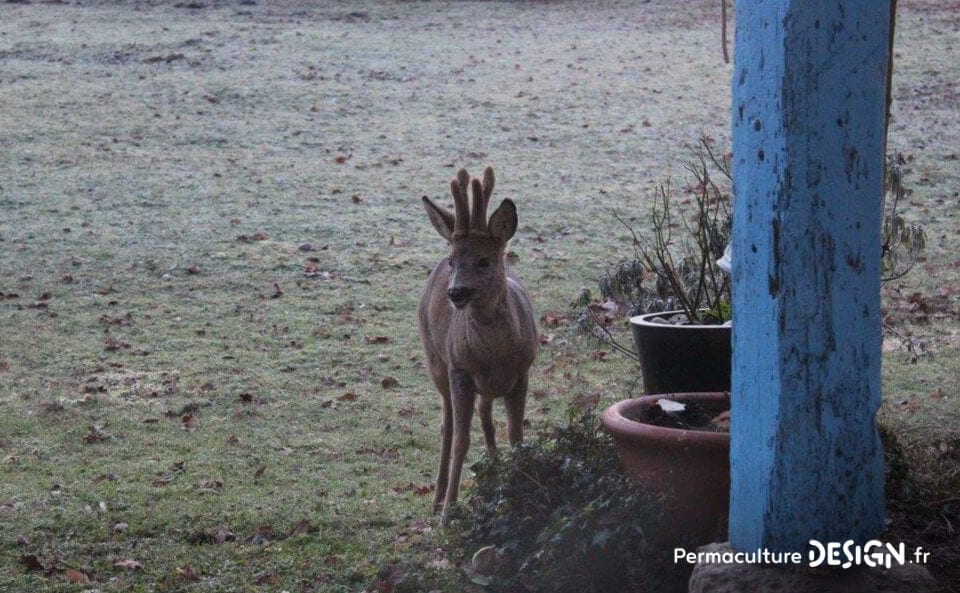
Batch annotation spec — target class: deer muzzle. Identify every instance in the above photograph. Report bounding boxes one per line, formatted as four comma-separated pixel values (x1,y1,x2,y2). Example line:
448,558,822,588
447,287,475,309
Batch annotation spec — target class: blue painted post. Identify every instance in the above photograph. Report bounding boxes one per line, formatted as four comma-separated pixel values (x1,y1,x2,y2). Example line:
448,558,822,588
729,1,891,552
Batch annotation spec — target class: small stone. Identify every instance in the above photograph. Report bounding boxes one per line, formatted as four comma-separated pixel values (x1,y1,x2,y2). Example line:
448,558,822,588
472,545,499,575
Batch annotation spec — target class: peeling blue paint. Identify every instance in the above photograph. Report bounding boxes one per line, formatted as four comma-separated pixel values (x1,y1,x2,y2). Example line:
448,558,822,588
729,0,890,552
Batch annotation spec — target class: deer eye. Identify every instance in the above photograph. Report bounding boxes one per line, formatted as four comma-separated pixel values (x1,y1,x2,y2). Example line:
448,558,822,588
476,257,490,269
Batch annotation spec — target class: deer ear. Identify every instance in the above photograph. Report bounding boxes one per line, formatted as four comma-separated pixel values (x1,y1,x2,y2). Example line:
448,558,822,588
487,199,517,242
422,195,455,242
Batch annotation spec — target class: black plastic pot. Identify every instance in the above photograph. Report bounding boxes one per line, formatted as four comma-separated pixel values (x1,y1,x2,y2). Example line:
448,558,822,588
630,310,732,395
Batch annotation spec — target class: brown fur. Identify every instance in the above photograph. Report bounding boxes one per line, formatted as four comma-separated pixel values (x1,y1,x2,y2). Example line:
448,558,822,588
418,166,538,523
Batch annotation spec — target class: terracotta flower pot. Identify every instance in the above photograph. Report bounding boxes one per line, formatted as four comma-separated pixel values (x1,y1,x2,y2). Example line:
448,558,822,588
630,311,731,395
601,392,730,547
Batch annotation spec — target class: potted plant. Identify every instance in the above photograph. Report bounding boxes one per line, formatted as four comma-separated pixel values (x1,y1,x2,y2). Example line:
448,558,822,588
588,135,734,395
591,142,925,548
601,392,730,547
585,141,925,395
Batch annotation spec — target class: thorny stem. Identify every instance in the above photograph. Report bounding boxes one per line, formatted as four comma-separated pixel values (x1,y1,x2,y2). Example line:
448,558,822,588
587,310,640,360
881,317,928,360
721,0,730,64
611,137,732,323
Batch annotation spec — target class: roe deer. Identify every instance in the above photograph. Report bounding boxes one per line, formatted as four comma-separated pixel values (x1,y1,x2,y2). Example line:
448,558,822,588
418,166,538,524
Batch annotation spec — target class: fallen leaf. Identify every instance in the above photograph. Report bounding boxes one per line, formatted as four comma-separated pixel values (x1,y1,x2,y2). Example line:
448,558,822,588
381,376,400,389
176,563,200,582
253,465,267,480
114,558,142,570
250,525,273,545
304,263,332,279
84,425,110,444
365,336,392,345
589,350,609,361
187,526,235,545
540,312,568,327
20,554,45,572
360,446,399,460
397,405,419,417
338,392,357,402
376,563,405,593
287,519,315,536
104,336,130,352
711,410,732,431
196,479,224,493
65,568,92,584
428,557,454,570
181,414,198,432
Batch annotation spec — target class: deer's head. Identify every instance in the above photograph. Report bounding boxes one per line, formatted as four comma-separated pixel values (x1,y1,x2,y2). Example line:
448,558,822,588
422,167,517,310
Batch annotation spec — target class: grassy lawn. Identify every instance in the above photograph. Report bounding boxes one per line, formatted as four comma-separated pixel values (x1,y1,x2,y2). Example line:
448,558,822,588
1,1,958,591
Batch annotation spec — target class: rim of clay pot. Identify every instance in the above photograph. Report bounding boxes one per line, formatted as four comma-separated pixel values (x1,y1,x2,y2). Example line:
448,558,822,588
628,310,731,329
601,392,730,452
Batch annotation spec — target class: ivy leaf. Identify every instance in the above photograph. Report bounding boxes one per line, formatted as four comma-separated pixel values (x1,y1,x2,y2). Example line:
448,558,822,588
591,528,612,548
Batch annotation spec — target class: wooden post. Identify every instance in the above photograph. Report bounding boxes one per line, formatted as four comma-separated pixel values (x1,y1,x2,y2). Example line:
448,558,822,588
729,0,891,552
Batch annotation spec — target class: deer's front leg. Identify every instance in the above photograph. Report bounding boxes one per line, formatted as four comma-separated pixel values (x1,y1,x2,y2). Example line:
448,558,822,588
433,391,452,514
442,369,476,525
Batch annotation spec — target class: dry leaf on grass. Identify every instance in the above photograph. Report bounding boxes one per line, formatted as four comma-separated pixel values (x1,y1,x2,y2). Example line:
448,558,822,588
65,568,92,584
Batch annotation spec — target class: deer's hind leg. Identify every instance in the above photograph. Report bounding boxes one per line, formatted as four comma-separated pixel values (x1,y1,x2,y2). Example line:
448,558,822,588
478,395,497,458
503,373,528,447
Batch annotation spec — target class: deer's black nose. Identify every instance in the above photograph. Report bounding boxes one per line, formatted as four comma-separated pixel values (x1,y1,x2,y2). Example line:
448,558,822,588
448,287,474,308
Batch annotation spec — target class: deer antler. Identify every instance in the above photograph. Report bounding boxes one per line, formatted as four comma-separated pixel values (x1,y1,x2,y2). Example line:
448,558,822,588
449,167,498,237
451,168,471,236
470,166,495,233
